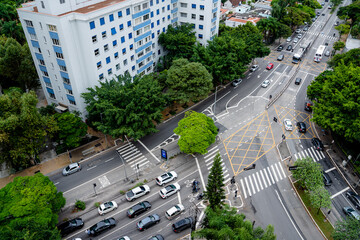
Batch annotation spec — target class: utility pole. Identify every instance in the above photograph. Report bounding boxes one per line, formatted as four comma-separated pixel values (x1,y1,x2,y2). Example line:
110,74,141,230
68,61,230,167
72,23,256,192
116,150,129,181
100,113,108,148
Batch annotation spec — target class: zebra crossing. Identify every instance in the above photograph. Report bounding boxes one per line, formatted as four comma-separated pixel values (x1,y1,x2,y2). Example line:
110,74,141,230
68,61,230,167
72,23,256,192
239,162,287,199
294,146,326,162
204,146,231,184
302,31,337,41
116,142,149,171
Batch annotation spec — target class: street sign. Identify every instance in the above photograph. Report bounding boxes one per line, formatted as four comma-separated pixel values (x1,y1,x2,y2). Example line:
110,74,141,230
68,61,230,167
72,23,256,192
289,166,298,171
161,149,167,160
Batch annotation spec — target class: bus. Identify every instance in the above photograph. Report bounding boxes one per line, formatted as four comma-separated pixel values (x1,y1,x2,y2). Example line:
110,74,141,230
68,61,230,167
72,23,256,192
314,45,326,62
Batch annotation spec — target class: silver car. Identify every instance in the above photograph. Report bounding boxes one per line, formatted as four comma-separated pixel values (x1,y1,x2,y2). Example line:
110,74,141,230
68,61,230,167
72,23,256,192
286,37,292,42
232,78,243,87
62,163,82,176
261,80,270,88
293,38,298,43
250,65,259,72
325,51,330,57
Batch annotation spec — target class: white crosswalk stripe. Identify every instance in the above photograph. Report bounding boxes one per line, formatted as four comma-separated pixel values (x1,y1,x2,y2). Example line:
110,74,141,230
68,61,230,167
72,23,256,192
203,147,231,184
239,162,287,198
294,146,326,162
116,142,149,171
302,31,337,41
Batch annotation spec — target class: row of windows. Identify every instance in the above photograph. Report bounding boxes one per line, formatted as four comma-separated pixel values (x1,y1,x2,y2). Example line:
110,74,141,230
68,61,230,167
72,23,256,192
90,8,131,30
180,13,205,21
94,41,134,58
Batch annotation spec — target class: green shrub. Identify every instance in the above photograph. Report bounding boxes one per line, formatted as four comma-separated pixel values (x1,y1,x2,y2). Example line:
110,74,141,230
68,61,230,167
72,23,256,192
143,179,148,184
94,202,100,208
75,200,86,210
120,190,125,195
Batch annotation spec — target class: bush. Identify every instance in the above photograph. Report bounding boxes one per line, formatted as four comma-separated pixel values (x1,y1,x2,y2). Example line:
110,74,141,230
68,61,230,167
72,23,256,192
120,190,125,195
94,202,100,208
143,179,148,183
75,200,86,210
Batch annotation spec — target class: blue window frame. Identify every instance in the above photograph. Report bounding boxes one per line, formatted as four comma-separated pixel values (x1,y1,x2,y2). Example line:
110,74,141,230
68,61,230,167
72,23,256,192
200,5,204,10
121,36,125,43
151,22,154,28
114,52,119,58
167,5,170,10
127,21,131,27
122,48,126,54
113,40,117,46
99,73,104,79
106,57,110,64
97,61,101,67
102,31,107,38
126,8,130,15
162,17,165,22
156,0,159,4
157,20,160,25
150,0,153,6
163,27,165,32
111,27,116,35
129,33,132,39
118,11,122,18
108,68,112,74
192,4,196,9
109,14,114,22
130,44,133,50
192,24,195,29
152,33,155,39
100,17,105,25
156,9,159,15
151,11,154,17
119,24,124,30
131,55,134,61
89,21,95,29
168,15,170,19
157,30,160,35
199,25,203,29
162,0,164,2
132,66,135,71
199,34,203,38
162,7,165,12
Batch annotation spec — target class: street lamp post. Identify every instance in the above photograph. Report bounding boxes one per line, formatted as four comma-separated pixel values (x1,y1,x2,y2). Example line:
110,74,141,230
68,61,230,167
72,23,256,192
100,113,108,149
116,150,129,181
214,85,223,116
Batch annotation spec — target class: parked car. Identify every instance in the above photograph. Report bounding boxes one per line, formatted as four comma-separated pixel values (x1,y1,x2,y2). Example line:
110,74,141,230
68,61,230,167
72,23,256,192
86,218,116,236
304,26,309,31
297,34,302,39
159,183,181,199
232,78,243,87
304,101,313,112
322,13,325,16
261,80,270,88
277,55,284,61
98,201,118,215
172,217,194,233
323,171,332,186
346,191,360,210
284,119,293,131
286,45,293,51
62,162,82,176
136,214,160,231
295,78,302,85
126,185,150,201
166,204,185,220
58,218,84,236
325,51,330,57
250,65,259,72
311,18,316,22
277,45,283,51
286,37,292,42
335,21,339,26
321,2,325,6
297,122,306,133
343,207,360,220
295,29,301,33
266,63,274,70
127,201,152,218
117,237,131,240
312,138,324,151
148,235,164,240
156,171,177,186
293,38,299,43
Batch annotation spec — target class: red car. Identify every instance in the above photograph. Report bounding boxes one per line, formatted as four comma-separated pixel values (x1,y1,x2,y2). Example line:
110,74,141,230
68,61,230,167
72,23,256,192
266,63,274,70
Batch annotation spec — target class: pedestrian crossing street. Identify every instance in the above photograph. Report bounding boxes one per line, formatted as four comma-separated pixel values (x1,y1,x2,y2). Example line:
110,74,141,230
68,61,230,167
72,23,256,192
302,31,337,41
239,162,287,199
294,146,326,162
204,146,231,184
116,142,149,171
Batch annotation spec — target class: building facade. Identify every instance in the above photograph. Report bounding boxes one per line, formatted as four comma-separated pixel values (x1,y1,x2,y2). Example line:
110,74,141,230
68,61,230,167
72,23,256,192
17,0,221,117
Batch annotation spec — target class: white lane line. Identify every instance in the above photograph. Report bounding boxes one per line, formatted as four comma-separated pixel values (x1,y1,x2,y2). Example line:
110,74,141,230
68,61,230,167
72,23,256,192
245,177,251,197
207,146,218,153
194,156,207,192
124,152,142,162
300,151,306,159
307,148,316,161
312,148,322,161
240,179,247,199
205,151,218,161
260,170,268,188
138,139,161,162
271,165,279,182
310,147,319,161
267,167,275,184
116,143,131,150
275,164,283,180
279,162,287,178
248,176,256,195
54,182,59,185
177,191,182,205
331,187,350,199
256,172,263,190
275,190,304,240
252,174,260,193
319,150,325,158
294,153,300,160
87,166,97,171
105,157,114,163
325,167,336,173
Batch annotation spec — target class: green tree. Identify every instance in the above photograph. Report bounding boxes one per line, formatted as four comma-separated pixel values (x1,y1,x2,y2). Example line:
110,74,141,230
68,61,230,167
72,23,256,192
281,7,311,29
192,205,276,240
333,41,345,51
257,17,291,43
204,153,225,209
327,48,360,68
174,110,218,154
338,1,360,24
331,0,344,8
350,23,360,39
82,73,166,140
54,112,87,148
307,62,360,141
309,186,332,214
335,24,350,35
332,216,360,240
292,157,323,190
166,58,213,103
158,23,196,70
0,20,25,43
0,173,65,240
0,90,58,170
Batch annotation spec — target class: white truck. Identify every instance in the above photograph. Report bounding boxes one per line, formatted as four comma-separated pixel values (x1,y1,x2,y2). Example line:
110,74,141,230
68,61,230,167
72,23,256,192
292,40,312,64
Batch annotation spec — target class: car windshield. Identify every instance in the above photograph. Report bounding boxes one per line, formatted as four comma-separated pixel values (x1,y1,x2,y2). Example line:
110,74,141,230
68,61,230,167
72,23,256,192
128,208,134,214
127,191,134,197
140,186,145,191
104,202,113,208
175,205,181,211
103,219,111,225
168,172,173,177
65,166,71,171
165,185,174,191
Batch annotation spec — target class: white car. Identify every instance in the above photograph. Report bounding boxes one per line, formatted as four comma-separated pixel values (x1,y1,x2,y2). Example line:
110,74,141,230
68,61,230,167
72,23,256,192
295,29,301,34
165,204,185,220
117,237,131,240
261,80,270,88
159,183,181,199
297,34,302,39
250,65,259,72
284,119,293,131
98,201,118,215
156,171,177,186
293,38,298,43
286,37,292,42
126,185,150,201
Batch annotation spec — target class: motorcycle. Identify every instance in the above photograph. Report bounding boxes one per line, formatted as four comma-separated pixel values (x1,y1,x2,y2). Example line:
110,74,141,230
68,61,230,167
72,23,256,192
192,180,200,193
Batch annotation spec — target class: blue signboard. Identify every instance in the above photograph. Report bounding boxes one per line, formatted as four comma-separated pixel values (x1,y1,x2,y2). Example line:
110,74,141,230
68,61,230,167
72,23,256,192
161,149,167,160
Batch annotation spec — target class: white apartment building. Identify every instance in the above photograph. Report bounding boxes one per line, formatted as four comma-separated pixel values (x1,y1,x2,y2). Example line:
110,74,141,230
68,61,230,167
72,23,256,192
17,0,220,117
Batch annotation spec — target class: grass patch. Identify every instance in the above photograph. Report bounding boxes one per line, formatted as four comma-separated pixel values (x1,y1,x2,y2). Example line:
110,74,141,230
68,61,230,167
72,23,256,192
295,183,334,239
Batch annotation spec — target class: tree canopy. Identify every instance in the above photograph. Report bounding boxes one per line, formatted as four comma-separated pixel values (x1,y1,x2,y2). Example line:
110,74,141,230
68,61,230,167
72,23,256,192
205,153,225,209
174,110,218,155
327,48,360,68
307,62,360,141
0,90,58,170
332,216,360,240
192,205,276,240
82,73,166,140
0,173,65,240
166,58,213,103
257,17,292,43
292,157,323,190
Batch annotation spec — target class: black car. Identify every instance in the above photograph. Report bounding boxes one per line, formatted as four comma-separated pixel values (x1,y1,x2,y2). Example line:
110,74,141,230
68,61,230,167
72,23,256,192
286,45,293,51
172,217,194,233
277,45,283,51
58,218,84,236
312,138,324,151
297,122,306,133
86,218,116,236
294,78,302,85
127,201,152,218
304,101,313,112
148,235,164,240
137,214,160,231
346,191,360,210
322,171,332,186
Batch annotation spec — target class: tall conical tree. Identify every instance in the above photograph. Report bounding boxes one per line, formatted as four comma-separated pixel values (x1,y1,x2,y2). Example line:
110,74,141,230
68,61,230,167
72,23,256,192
204,153,225,209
